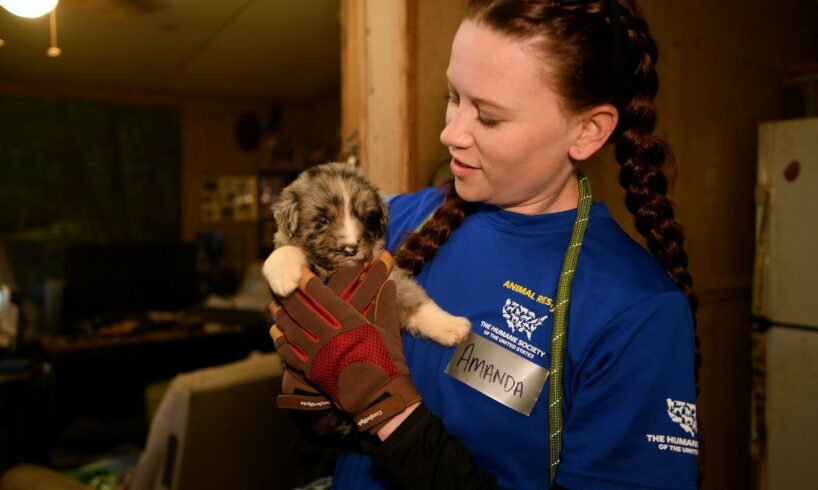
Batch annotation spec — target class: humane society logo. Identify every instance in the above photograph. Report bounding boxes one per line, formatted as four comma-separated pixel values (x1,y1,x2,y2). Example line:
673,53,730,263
645,399,699,456
502,299,548,341
666,398,697,437
474,280,552,363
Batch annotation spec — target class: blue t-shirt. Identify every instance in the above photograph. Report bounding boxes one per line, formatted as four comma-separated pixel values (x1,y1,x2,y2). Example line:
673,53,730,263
333,186,698,489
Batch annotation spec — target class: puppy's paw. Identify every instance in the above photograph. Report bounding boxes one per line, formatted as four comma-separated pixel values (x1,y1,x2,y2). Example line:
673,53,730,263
267,264,303,297
429,315,471,346
406,303,472,346
263,246,308,297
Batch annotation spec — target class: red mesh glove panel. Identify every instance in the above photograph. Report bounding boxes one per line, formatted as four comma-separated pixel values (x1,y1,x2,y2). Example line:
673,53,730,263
310,325,400,402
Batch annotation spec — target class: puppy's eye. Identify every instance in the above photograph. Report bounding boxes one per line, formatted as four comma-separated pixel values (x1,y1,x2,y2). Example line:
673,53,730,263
316,217,330,226
362,211,384,232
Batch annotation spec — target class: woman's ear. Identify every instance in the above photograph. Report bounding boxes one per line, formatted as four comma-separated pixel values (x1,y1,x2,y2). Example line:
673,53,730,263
568,104,618,161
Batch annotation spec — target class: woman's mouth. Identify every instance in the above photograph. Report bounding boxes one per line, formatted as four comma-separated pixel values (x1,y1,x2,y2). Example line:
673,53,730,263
450,158,479,178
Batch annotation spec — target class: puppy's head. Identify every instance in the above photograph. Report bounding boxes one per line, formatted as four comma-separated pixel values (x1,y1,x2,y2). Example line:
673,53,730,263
272,162,389,272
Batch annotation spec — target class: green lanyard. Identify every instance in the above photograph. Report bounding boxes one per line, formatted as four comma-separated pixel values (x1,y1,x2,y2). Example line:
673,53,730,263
549,169,592,484
405,170,592,485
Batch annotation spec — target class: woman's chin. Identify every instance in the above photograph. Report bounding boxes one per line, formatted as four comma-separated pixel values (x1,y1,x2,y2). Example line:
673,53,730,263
452,179,485,203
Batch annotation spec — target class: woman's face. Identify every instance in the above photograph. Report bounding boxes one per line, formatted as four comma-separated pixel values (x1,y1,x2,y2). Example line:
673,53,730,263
441,20,580,215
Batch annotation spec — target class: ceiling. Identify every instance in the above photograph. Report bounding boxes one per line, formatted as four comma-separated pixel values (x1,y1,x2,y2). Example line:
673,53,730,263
0,0,341,101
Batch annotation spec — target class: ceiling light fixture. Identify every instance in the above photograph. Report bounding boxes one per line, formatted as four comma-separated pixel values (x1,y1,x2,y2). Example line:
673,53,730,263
0,0,61,57
0,0,58,19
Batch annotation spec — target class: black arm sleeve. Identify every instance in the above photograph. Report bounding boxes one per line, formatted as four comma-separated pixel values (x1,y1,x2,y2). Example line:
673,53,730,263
288,408,381,453
370,404,500,489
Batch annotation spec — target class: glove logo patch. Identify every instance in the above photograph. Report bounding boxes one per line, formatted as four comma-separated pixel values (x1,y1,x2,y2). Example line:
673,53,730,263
357,410,383,428
300,400,332,409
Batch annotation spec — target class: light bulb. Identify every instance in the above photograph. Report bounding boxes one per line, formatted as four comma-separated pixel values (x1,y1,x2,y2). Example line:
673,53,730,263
0,0,59,19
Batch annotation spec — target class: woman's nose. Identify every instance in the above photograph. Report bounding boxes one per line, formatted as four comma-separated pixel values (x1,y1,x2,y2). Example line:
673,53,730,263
440,107,474,149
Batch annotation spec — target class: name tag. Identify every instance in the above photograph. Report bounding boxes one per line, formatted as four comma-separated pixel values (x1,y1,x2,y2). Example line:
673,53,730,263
445,332,549,415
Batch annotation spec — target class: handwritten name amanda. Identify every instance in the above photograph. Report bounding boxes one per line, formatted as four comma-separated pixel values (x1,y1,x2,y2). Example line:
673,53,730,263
454,342,524,398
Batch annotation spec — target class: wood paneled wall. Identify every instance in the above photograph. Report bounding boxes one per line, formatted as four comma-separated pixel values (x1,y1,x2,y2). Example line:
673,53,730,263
411,0,468,188
180,102,268,273
182,94,341,273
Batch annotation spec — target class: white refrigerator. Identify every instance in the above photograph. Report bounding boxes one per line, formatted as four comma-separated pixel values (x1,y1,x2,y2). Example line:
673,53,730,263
752,116,818,490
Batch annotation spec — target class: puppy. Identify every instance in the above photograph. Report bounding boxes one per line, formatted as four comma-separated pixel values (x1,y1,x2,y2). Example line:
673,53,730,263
262,162,470,346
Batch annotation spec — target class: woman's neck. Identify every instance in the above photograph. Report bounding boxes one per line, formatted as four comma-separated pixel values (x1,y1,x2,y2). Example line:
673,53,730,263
501,170,579,216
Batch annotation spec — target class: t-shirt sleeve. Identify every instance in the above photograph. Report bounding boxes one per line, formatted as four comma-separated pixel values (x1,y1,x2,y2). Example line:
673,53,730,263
556,291,699,490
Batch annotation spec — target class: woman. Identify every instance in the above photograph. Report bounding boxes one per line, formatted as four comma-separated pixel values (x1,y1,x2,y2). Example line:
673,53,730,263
272,0,700,488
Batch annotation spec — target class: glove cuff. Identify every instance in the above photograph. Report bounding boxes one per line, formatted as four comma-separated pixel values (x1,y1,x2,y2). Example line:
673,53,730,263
353,375,422,433
277,393,333,411
279,369,333,411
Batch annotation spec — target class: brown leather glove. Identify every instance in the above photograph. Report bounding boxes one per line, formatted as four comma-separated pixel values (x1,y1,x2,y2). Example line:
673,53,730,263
271,254,394,412
271,252,420,434
271,296,333,412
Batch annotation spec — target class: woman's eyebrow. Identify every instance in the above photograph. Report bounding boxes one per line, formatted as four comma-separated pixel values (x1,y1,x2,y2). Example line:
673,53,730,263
471,96,510,112
447,80,511,113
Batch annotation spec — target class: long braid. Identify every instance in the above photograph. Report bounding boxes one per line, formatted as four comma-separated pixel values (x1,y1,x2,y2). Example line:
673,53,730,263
612,0,701,387
395,184,475,275
612,2,704,484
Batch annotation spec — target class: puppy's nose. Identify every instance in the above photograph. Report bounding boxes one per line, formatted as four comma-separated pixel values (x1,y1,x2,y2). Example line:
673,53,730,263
341,245,358,257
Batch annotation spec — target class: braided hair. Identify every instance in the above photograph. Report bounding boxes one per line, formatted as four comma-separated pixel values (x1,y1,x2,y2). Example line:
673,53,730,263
395,0,702,424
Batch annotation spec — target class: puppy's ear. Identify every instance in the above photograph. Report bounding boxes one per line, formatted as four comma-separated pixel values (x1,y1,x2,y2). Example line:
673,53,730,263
377,197,389,236
273,193,299,237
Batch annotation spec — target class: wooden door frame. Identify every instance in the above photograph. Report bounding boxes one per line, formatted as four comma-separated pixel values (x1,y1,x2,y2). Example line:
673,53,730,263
341,0,416,195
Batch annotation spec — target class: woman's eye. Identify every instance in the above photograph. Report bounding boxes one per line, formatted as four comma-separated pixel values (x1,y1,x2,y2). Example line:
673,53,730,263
444,91,459,104
479,116,499,128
